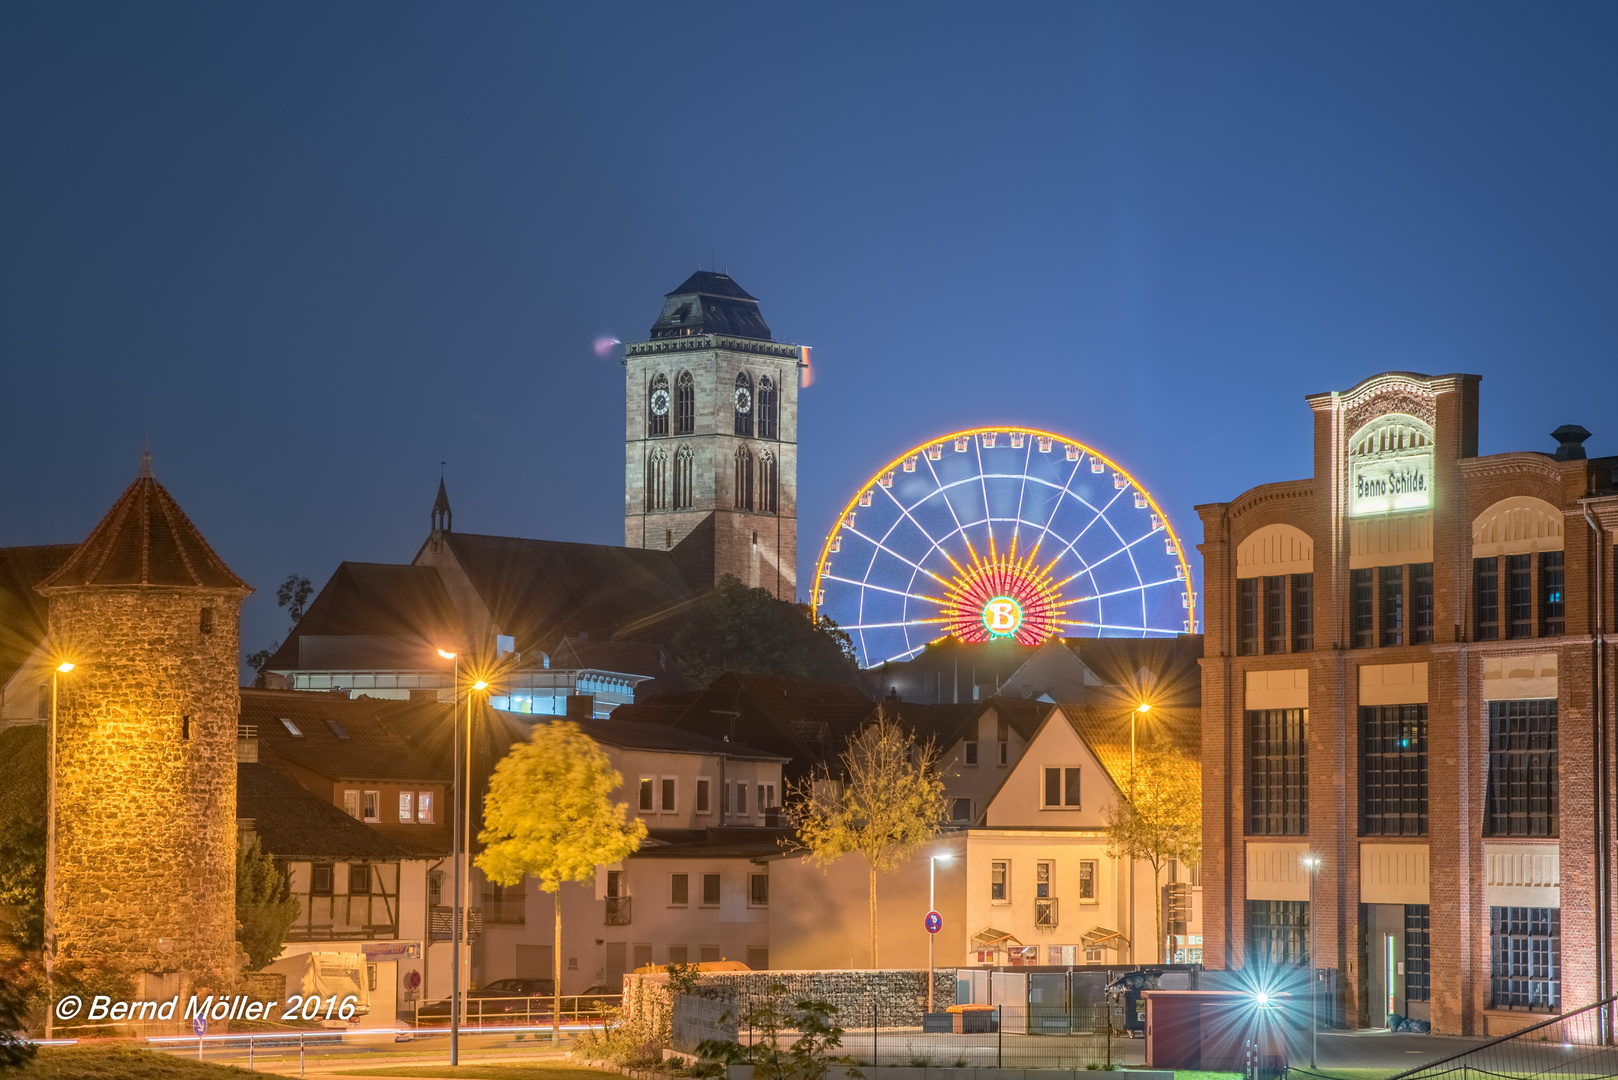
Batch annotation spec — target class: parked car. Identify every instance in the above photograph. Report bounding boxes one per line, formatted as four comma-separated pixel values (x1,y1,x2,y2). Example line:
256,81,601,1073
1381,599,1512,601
418,978,556,1020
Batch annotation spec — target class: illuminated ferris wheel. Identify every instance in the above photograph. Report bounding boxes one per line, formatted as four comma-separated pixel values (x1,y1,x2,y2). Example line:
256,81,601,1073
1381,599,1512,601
811,427,1196,669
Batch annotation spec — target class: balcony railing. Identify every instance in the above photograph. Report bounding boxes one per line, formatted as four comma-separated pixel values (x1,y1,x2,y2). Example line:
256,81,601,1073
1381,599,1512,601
604,896,632,926
1035,897,1059,930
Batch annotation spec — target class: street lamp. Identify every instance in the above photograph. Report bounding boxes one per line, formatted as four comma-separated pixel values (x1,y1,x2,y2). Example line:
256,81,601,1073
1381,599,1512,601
1301,854,1322,1068
44,661,74,1042
437,649,463,1066
927,851,953,1012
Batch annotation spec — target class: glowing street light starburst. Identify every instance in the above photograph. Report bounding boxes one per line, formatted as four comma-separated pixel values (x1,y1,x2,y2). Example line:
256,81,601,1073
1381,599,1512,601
937,534,1078,645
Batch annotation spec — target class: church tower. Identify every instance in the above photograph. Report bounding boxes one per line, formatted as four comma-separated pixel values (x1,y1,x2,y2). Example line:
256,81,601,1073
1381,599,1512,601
624,271,801,600
37,454,250,1004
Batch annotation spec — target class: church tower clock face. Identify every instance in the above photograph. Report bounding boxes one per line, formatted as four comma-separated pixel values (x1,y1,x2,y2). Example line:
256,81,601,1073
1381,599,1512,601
650,387,670,416
733,385,752,414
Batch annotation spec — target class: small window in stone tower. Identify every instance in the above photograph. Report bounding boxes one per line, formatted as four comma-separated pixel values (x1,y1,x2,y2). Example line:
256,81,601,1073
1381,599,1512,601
666,529,673,549
200,607,214,634
181,715,191,740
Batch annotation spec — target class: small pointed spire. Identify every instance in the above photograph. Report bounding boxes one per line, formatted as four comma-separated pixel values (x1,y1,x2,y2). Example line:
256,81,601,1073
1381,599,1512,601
432,477,452,533
138,448,154,479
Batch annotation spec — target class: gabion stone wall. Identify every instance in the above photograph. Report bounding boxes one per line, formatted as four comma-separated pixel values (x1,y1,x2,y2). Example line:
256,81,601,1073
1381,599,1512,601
628,969,958,1030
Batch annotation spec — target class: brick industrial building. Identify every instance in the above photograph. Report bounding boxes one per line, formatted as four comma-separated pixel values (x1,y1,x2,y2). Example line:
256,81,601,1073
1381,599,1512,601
1196,371,1618,1036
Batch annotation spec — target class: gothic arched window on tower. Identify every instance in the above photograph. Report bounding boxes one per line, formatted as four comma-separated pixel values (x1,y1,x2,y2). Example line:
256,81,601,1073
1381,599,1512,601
759,449,778,513
734,445,754,511
648,373,670,437
674,445,694,509
733,372,753,437
757,376,777,440
676,371,695,435
646,448,668,511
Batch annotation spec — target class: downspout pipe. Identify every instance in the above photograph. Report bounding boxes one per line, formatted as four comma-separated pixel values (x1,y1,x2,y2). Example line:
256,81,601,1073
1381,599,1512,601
1586,504,1609,1039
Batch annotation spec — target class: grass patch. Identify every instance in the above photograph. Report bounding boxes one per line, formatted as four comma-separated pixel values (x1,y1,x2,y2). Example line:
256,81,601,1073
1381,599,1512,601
9,1045,258,1078
331,1069,611,1080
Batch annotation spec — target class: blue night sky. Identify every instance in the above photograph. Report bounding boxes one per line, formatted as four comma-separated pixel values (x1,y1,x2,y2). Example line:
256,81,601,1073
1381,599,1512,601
3,3,1616,666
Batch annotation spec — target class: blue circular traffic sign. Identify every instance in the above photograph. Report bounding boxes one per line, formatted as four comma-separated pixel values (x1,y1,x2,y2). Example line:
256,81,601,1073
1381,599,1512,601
925,910,942,934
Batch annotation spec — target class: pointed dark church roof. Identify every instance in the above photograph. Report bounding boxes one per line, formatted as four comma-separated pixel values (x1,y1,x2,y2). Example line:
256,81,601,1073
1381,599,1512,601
432,478,452,532
38,453,250,592
650,270,772,342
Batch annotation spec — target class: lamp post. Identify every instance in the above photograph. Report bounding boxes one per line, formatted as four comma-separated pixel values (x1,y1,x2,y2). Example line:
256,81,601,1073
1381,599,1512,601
1130,702,1149,962
1301,854,1322,1068
44,661,74,1042
464,679,487,1040
438,649,461,1066
927,852,953,1013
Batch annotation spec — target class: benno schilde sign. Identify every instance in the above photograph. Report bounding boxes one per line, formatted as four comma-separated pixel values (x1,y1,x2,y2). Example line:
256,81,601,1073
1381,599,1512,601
1348,414,1434,517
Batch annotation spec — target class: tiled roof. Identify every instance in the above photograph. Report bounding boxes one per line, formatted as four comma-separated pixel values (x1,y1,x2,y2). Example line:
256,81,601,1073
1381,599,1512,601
649,272,772,341
0,544,75,686
574,717,787,761
39,462,248,592
368,821,453,858
1066,636,1203,709
664,672,876,776
1059,702,1202,793
441,532,703,651
634,826,793,860
241,688,446,784
264,562,459,672
238,763,414,861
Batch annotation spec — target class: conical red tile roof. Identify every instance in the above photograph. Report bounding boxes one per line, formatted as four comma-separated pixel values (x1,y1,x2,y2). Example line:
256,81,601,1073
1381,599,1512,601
39,456,249,592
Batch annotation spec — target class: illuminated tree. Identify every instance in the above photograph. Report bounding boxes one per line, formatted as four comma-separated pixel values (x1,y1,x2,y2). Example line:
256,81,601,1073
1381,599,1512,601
477,721,646,1038
236,836,300,971
1103,744,1202,964
790,714,948,967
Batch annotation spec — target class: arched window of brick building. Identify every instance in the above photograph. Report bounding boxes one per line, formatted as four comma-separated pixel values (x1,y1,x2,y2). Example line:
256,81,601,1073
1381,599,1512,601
758,449,778,513
646,448,668,511
757,376,777,440
674,445,694,509
734,445,754,511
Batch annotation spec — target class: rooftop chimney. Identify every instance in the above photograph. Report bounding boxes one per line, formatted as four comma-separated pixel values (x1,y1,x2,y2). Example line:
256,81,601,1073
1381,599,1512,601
1552,425,1592,461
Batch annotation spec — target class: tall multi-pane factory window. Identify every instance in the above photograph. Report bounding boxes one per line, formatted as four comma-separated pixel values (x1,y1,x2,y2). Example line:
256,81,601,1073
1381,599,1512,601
1490,907,1560,1012
1246,900,1309,968
1539,551,1564,637
1380,565,1404,646
1291,573,1314,652
1484,699,1558,837
1411,563,1434,644
1405,905,1431,1002
1351,569,1374,648
1246,709,1308,835
1507,554,1533,639
1263,575,1286,654
1359,704,1428,836
1475,557,1500,641
1237,578,1259,656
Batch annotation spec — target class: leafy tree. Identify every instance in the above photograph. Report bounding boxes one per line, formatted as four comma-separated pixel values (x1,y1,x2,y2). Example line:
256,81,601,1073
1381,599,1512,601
672,576,857,687
696,986,858,1080
236,836,300,971
1103,743,1202,964
477,721,647,1039
245,573,314,684
790,713,948,967
0,726,45,950
0,954,39,1067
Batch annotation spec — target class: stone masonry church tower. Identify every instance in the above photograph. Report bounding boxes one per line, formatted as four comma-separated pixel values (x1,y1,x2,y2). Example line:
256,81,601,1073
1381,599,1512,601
624,271,800,600
37,454,250,1003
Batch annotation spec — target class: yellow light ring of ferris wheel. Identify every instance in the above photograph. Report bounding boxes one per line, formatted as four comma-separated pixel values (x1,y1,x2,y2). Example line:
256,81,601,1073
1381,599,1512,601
809,425,1197,637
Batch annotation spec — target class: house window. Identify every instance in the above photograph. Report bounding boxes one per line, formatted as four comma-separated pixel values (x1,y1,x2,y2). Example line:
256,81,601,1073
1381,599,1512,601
701,873,721,906
668,944,689,965
1475,557,1500,641
343,790,361,819
1351,569,1374,648
1078,860,1097,902
990,861,1009,903
362,791,379,822
427,870,442,907
605,870,624,898
1359,704,1427,836
1042,767,1081,808
670,874,689,906
325,719,349,740
1540,552,1565,637
735,783,748,815
997,717,1009,765
757,376,777,440
418,792,434,823
311,864,333,895
1291,573,1314,652
950,797,973,823
1490,907,1560,1011
661,777,676,813
675,371,694,435
1507,554,1533,639
200,607,214,634
749,874,769,907
1237,578,1259,656
1411,563,1434,644
1036,860,1053,899
280,718,303,737
1246,900,1309,967
1246,709,1308,835
399,792,414,823
1485,699,1558,837
964,741,978,766
696,778,711,814
349,864,370,895
639,778,654,813
1406,904,1431,1002
1263,575,1286,655
1380,566,1404,647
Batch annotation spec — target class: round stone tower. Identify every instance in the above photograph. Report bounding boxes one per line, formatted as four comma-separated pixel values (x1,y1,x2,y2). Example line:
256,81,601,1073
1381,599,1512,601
36,453,251,1001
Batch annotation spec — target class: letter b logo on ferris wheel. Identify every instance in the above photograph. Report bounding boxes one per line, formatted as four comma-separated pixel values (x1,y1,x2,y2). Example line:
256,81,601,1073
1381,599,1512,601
983,596,1022,637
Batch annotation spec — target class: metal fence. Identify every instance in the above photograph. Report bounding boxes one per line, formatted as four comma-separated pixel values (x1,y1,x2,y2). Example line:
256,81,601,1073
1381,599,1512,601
415,993,620,1027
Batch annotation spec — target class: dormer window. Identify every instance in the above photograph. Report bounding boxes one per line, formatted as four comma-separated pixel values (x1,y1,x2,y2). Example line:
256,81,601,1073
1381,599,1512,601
324,719,349,740
280,718,303,737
